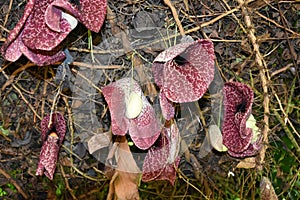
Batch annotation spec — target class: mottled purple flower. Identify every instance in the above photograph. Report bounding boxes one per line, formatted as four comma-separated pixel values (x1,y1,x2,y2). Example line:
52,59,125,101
142,123,180,185
1,0,107,66
222,82,261,157
152,39,215,119
36,112,66,180
102,78,161,150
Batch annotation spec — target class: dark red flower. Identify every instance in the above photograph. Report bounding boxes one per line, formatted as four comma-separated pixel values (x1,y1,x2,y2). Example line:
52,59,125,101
102,78,161,150
142,123,180,185
152,39,215,119
1,0,106,66
222,82,261,157
36,112,66,180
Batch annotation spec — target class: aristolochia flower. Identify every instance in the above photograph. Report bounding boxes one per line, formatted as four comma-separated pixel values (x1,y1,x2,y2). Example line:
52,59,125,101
1,0,106,65
36,112,66,180
152,39,215,120
102,78,161,150
142,123,180,185
222,82,261,157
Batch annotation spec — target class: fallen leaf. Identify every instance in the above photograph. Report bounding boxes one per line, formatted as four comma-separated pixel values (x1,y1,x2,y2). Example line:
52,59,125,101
260,177,278,200
208,124,228,152
236,157,256,169
87,132,111,154
107,136,140,200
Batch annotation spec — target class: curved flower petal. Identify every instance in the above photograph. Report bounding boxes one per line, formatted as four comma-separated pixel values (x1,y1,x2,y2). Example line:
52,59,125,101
152,39,215,103
37,112,66,179
45,0,107,33
129,99,161,149
102,78,161,149
40,112,66,146
102,82,130,136
142,131,180,185
159,91,175,120
21,0,72,51
222,82,260,157
142,134,170,182
1,0,107,66
36,134,59,180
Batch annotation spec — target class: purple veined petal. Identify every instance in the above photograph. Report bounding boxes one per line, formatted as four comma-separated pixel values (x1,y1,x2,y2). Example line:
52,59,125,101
36,133,60,180
76,0,107,32
129,100,161,150
2,36,23,62
102,78,162,149
102,81,130,136
159,91,175,121
142,134,169,182
142,132,180,185
20,40,66,66
158,157,180,185
152,39,215,103
153,41,196,63
47,0,107,33
3,29,66,66
37,113,66,179
45,3,79,32
40,112,66,145
222,82,257,157
44,4,62,32
21,0,72,51
1,0,107,65
0,0,34,56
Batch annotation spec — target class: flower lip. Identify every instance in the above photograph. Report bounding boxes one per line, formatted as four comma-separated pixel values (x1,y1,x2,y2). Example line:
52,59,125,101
222,82,261,157
152,39,215,103
102,78,162,150
36,112,66,180
40,112,66,146
1,0,107,65
142,125,180,185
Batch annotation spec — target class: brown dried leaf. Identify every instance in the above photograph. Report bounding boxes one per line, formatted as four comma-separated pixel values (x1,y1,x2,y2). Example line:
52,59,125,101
236,157,256,169
107,171,140,200
260,177,278,200
107,136,140,200
87,132,111,154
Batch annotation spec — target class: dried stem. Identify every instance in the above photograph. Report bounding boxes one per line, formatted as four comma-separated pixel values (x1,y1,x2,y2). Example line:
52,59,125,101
236,0,270,170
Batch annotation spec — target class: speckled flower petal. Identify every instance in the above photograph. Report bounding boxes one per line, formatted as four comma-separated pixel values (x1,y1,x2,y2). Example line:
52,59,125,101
37,113,66,179
40,112,66,146
129,99,161,149
222,82,260,157
0,0,34,61
102,82,130,136
142,135,169,182
21,0,72,51
159,91,175,120
142,133,180,185
77,0,107,32
36,135,59,180
152,39,215,103
102,78,161,150
20,40,67,66
1,0,107,65
45,0,107,33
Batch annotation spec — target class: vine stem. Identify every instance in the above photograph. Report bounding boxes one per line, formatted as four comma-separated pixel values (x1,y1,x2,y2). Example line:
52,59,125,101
236,0,270,170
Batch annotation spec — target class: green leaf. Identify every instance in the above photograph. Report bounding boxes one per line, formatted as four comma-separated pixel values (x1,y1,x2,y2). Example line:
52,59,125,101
0,126,10,136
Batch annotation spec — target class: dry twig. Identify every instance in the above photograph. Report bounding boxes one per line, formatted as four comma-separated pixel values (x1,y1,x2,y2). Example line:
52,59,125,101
236,0,271,169
0,165,29,199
